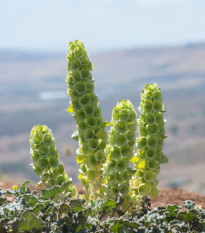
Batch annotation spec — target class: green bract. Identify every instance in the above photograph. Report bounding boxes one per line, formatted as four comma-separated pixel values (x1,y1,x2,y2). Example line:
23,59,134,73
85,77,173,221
131,83,168,199
67,40,107,199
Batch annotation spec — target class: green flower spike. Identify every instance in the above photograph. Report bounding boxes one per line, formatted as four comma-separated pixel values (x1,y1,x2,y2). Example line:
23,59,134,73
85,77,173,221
29,125,77,196
104,100,137,200
132,83,168,199
67,40,107,199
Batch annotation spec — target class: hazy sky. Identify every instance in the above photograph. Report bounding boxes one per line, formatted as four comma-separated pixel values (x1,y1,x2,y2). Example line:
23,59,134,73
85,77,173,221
1,0,205,53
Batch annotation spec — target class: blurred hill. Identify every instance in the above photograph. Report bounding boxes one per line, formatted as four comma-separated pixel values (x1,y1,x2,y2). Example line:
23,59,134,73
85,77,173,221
0,43,205,194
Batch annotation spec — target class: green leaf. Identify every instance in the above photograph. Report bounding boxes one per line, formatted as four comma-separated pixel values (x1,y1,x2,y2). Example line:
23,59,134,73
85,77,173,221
69,199,85,209
20,180,30,193
182,209,198,222
18,210,44,231
177,211,189,222
41,182,71,199
118,219,140,228
0,197,7,205
76,225,82,232
45,206,53,215
73,206,84,212
33,203,45,214
27,195,39,207
101,200,116,211
166,204,181,217
110,221,124,233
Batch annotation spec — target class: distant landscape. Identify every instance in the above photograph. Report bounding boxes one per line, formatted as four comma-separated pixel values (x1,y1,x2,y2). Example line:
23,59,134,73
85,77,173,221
0,43,205,194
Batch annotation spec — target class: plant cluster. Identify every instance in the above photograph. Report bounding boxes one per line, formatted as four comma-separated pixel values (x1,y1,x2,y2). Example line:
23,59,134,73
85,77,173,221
0,40,204,232
65,40,168,206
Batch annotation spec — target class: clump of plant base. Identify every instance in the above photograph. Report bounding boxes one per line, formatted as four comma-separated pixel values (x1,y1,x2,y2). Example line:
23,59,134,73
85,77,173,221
0,40,204,232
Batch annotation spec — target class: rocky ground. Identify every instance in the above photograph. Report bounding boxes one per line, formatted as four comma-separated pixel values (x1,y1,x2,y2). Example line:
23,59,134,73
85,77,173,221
0,181,204,209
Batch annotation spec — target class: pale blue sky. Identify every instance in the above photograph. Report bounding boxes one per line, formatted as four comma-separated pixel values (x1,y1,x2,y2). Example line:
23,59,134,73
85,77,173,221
1,0,205,53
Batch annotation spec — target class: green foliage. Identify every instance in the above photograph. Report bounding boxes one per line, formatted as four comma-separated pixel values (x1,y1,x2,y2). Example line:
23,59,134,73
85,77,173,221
1,183,204,232
0,181,89,233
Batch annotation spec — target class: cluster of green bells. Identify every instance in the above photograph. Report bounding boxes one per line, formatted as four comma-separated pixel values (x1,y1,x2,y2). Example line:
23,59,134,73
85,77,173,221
29,40,168,209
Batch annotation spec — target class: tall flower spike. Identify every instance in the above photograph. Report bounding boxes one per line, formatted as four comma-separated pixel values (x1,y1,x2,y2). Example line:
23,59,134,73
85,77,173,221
29,125,77,196
104,100,137,200
131,84,168,199
66,40,107,199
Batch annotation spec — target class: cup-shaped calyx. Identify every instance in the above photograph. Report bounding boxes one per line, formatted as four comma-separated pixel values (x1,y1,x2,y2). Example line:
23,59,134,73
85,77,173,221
104,100,137,200
66,40,107,198
131,84,168,199
29,125,77,195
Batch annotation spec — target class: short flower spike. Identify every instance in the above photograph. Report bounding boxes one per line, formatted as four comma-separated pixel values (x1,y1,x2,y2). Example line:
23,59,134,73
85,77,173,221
104,100,137,200
131,83,168,199
29,125,77,196
67,40,107,199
